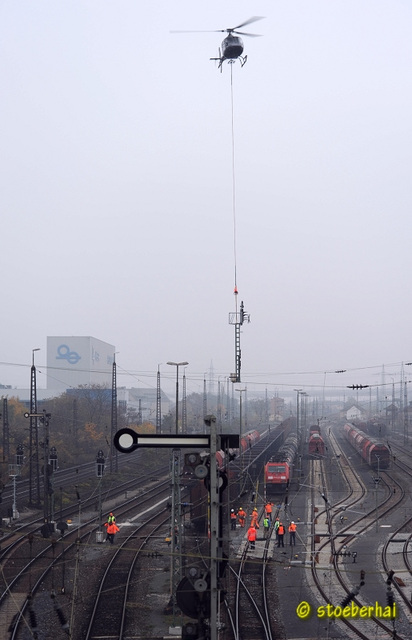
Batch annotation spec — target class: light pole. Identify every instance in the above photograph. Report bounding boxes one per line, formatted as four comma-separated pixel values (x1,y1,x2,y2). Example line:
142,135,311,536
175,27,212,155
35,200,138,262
167,361,188,434
166,360,188,621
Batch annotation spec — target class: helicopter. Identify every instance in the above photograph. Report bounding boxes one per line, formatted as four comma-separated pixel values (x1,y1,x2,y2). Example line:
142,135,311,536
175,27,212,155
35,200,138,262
172,16,263,71
210,16,264,70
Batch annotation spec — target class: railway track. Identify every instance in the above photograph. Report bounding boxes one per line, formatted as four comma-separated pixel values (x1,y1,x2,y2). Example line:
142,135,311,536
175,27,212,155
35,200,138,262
8,420,412,639
227,504,280,640
84,508,170,640
1,469,172,639
307,429,409,639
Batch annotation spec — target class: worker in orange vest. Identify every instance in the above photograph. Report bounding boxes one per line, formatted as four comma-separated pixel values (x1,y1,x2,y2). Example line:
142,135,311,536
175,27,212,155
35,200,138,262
265,502,273,524
230,509,237,530
288,521,297,546
247,525,257,550
250,507,259,529
105,520,120,544
237,507,247,528
277,522,285,548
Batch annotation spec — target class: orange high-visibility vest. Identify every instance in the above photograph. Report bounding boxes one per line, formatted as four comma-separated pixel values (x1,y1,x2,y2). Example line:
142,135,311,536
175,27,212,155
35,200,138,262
289,523,297,532
278,524,285,535
247,527,257,541
251,515,259,528
106,523,119,535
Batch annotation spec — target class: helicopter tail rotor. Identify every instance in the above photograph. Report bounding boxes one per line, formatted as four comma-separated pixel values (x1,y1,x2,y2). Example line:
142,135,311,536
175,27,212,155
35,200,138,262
210,47,224,72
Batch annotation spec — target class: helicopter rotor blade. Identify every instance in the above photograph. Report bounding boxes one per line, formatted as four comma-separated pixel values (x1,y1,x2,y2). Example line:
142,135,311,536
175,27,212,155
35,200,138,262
170,29,226,34
230,16,264,32
232,30,262,38
171,17,264,36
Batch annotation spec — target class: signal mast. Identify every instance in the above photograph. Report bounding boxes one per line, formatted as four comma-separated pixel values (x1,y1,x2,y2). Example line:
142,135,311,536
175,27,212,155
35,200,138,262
229,290,250,383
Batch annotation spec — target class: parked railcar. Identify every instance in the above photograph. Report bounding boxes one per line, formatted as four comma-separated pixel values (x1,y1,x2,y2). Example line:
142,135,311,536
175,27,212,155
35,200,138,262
355,420,387,439
264,433,298,492
240,429,260,453
343,423,390,469
308,432,325,456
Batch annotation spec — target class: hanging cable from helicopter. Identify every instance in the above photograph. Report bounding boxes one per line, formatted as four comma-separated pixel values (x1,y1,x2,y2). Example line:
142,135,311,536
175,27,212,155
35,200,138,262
171,17,263,382
216,18,263,382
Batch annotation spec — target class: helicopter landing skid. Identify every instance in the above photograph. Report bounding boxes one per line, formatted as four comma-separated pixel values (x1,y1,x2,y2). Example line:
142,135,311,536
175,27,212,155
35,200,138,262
228,55,247,67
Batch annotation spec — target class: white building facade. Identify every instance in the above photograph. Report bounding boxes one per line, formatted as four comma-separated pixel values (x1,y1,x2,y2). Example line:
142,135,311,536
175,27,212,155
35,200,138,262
47,336,115,391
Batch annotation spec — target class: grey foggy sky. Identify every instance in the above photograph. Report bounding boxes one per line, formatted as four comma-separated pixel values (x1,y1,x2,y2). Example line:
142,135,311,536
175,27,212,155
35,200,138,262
1,0,412,398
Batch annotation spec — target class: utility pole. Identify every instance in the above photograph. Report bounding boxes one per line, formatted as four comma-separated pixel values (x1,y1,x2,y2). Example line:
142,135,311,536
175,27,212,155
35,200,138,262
374,455,381,532
207,415,219,640
2,397,9,462
203,375,208,419
182,370,187,432
110,354,118,473
217,379,222,429
156,365,162,434
166,361,188,619
25,409,52,531
96,449,105,542
29,348,41,507
294,389,302,440
41,411,52,529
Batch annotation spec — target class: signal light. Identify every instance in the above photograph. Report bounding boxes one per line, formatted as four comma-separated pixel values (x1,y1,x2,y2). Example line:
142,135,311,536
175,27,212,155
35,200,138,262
184,452,202,467
182,622,199,639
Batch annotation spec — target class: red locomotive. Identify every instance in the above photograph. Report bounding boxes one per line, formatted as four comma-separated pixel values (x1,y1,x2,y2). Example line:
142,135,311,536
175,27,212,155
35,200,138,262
343,423,390,469
264,434,298,492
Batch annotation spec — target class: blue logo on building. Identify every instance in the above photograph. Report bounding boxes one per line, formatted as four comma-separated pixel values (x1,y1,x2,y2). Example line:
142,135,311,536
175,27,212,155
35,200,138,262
56,344,81,365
